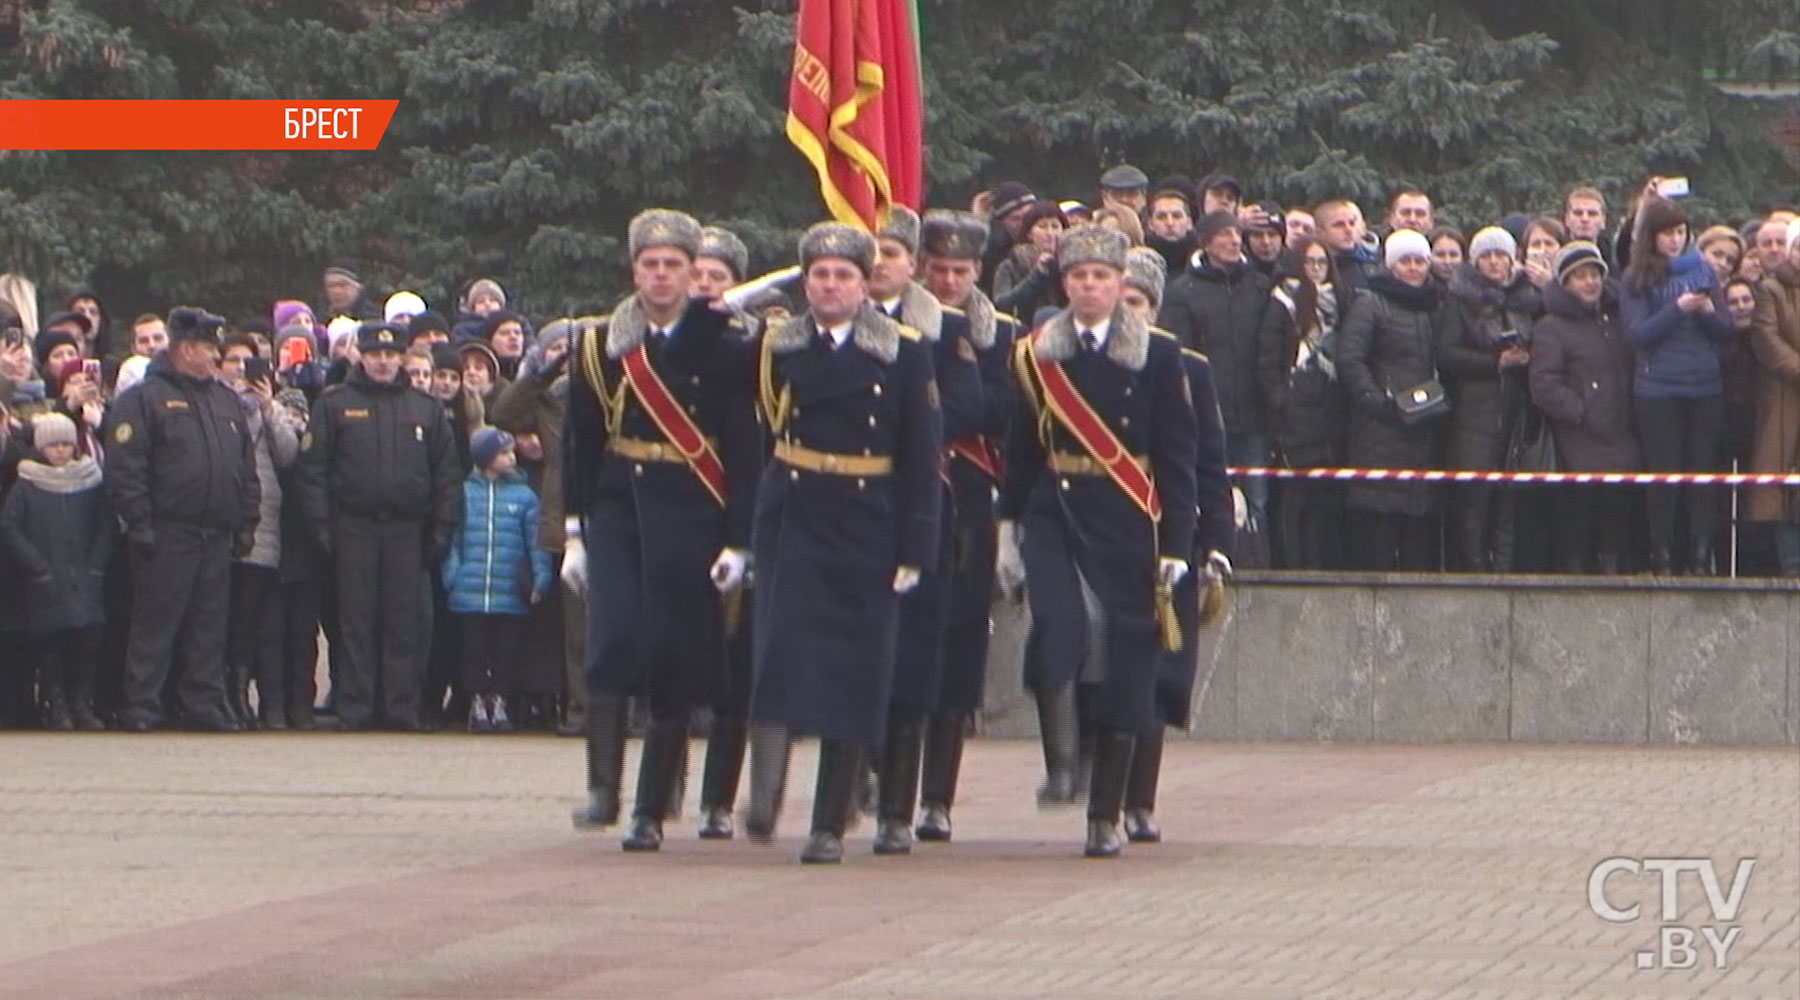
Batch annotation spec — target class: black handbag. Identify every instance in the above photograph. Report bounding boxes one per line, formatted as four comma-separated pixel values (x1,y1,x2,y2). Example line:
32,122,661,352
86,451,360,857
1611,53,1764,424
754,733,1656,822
1505,405,1559,472
1394,378,1450,426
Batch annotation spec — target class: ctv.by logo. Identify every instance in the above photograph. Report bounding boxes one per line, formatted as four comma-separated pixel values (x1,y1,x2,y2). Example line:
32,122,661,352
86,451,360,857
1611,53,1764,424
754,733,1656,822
1587,857,1756,970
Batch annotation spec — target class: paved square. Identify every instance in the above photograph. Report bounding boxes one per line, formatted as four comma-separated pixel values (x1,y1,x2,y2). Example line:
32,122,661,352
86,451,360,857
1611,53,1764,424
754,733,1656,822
0,734,1794,999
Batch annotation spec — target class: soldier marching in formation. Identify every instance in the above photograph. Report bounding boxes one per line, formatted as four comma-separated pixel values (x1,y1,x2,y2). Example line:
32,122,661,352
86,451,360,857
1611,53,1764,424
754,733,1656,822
562,207,1232,862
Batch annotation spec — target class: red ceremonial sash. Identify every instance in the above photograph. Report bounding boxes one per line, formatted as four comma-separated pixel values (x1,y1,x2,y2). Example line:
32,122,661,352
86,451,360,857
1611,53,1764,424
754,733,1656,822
948,435,1001,482
1027,337,1161,522
620,344,727,508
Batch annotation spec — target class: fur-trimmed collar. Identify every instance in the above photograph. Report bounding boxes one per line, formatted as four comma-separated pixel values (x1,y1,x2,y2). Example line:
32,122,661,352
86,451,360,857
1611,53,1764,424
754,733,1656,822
604,294,648,358
893,282,942,342
1030,304,1149,371
766,303,901,364
16,455,102,493
960,287,998,350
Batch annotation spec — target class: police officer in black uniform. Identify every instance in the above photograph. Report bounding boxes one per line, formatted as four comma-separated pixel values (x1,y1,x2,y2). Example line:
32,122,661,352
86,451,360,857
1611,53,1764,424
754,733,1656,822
996,226,1199,857
296,322,462,732
744,222,943,864
107,307,260,732
562,210,762,851
1121,247,1236,844
865,206,984,856
913,210,1020,843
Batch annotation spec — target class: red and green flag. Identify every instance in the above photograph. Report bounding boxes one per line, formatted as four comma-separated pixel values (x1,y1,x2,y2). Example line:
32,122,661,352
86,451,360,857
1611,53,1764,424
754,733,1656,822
785,0,923,231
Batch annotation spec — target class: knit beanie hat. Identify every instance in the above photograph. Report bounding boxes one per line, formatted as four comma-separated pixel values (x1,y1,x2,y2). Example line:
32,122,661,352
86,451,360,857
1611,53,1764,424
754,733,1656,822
1384,229,1433,269
1554,242,1609,284
469,426,513,471
31,411,78,451
34,329,80,371
431,343,463,375
1195,210,1242,247
463,278,506,312
1468,226,1518,261
988,182,1035,222
327,316,361,352
272,300,315,333
384,291,427,323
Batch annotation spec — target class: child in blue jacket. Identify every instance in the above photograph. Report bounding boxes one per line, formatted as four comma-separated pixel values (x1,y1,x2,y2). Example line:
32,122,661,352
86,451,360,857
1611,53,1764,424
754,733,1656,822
443,428,554,732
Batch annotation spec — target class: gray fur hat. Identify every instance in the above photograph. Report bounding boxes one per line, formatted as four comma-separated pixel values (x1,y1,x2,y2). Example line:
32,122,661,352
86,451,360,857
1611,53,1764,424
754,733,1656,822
1058,225,1131,272
628,209,703,260
697,226,750,281
798,222,877,276
920,210,987,260
1124,247,1169,307
877,205,922,255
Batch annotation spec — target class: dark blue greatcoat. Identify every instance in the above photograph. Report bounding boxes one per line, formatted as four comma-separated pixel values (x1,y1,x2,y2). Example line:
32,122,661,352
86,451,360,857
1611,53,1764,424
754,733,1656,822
999,305,1198,736
750,303,943,748
1155,336,1236,729
935,291,1018,714
886,282,984,717
563,295,761,712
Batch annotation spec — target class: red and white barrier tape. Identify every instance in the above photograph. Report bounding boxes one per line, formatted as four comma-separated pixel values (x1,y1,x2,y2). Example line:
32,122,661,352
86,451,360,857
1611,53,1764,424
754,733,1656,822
1229,467,1800,486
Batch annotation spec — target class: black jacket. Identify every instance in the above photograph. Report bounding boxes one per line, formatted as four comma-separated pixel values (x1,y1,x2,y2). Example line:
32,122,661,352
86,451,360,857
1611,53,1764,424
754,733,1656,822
1437,266,1542,471
1529,281,1642,472
296,367,462,544
103,355,259,533
1336,276,1445,516
1257,279,1347,466
0,458,114,632
1158,254,1274,437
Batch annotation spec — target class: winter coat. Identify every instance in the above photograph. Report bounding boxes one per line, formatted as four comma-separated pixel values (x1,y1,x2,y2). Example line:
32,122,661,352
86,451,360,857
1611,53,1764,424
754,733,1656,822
1436,266,1541,471
441,470,553,616
992,245,1063,324
0,457,114,632
1158,254,1275,436
489,363,568,550
237,405,300,568
1528,281,1641,472
103,355,259,534
1746,267,1800,523
1335,276,1445,516
1621,251,1733,399
1257,277,1346,466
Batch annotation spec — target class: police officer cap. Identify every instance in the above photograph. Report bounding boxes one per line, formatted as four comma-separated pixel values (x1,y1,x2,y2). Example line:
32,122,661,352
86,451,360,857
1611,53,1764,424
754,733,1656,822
877,205,921,255
798,222,877,277
697,226,750,282
1099,164,1149,191
356,321,408,354
1058,225,1131,272
167,306,226,346
920,210,987,261
627,208,703,261
1124,247,1169,308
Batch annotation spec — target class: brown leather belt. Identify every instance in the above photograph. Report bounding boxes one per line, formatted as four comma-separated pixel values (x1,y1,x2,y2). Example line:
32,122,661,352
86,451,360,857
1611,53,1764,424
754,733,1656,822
608,435,715,463
774,440,893,477
1048,451,1149,476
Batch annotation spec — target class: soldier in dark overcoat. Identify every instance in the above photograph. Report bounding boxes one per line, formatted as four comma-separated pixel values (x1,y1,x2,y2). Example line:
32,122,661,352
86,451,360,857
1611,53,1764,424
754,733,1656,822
744,222,944,864
996,226,1199,857
563,209,762,851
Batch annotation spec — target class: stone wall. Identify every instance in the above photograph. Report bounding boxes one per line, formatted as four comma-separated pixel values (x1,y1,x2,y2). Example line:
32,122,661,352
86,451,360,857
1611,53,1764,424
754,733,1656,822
978,573,1800,746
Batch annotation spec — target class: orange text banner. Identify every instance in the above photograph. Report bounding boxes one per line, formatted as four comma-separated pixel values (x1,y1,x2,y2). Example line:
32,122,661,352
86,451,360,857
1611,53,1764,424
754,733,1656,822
0,101,399,150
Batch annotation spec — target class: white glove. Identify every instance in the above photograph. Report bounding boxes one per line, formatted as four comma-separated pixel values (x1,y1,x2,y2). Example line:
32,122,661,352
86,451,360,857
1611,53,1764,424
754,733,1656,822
711,548,749,593
995,520,1026,599
893,565,922,594
561,517,588,595
1203,550,1233,583
1158,557,1189,587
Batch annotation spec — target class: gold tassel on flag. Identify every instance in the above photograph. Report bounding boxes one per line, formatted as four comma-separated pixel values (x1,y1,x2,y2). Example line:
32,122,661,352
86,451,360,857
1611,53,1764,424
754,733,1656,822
1155,579,1182,653
1198,577,1226,630
723,589,745,640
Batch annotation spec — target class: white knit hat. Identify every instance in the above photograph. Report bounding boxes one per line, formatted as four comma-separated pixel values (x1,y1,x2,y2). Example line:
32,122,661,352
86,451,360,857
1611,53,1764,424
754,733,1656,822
1468,226,1518,261
384,291,427,323
327,315,361,350
1384,229,1432,269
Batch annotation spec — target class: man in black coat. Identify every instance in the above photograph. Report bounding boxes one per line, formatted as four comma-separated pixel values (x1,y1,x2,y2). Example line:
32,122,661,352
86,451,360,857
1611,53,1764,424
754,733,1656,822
866,206,984,856
997,226,1199,858
296,322,462,732
1158,210,1274,530
105,307,260,732
912,210,1019,845
744,222,943,864
561,209,762,851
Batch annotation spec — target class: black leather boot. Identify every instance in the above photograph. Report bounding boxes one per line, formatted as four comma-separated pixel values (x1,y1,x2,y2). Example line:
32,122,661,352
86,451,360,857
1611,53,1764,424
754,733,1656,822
915,713,965,842
623,716,687,852
742,723,791,843
802,739,862,864
1122,728,1164,843
873,711,924,855
572,695,627,830
66,651,105,731
699,715,747,840
1034,685,1079,807
1084,728,1135,858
